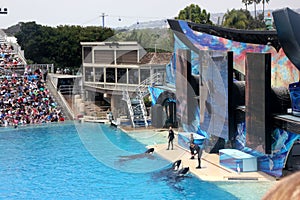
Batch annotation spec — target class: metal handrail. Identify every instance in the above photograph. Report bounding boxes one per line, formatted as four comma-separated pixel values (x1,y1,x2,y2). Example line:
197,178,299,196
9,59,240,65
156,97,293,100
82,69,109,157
122,90,136,128
121,72,164,127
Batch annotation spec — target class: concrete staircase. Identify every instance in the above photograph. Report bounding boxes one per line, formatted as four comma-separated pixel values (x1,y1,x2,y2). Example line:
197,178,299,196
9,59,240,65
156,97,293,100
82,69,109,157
45,79,73,120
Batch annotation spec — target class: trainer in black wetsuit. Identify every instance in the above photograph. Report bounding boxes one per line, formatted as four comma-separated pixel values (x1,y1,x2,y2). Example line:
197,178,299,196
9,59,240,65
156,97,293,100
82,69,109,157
189,133,195,159
191,143,203,169
167,126,175,150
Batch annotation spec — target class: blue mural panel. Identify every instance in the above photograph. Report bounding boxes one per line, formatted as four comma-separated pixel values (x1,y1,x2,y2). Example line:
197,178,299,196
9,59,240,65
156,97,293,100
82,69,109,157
148,86,165,105
198,51,229,141
235,124,300,177
289,82,300,116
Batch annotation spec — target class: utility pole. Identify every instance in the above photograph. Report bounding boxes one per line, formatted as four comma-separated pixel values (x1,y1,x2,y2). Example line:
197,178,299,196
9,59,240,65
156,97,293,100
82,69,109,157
101,13,108,28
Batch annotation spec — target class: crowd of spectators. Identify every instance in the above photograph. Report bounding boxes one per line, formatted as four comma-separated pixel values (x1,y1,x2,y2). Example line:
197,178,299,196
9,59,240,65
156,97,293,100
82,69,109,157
0,40,64,127
0,43,23,69
0,68,64,127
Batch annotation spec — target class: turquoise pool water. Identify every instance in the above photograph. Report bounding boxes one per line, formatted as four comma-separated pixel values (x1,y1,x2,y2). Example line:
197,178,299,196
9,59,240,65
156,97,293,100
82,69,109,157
0,122,274,199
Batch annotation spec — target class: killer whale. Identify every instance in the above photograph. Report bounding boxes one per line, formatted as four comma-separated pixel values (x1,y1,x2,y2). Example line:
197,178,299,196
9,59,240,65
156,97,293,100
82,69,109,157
145,148,155,154
118,148,155,163
172,159,182,170
151,159,190,192
152,159,189,180
177,167,189,176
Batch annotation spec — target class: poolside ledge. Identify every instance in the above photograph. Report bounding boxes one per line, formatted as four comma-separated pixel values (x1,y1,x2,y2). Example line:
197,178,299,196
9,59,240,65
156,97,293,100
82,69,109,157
147,142,276,182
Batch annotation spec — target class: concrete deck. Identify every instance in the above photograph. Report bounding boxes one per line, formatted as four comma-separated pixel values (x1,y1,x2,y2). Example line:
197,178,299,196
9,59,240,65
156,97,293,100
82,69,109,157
121,127,276,182
148,142,276,182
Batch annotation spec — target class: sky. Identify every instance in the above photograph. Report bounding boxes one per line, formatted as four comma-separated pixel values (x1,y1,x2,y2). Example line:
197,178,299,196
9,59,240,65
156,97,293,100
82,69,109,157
0,0,299,29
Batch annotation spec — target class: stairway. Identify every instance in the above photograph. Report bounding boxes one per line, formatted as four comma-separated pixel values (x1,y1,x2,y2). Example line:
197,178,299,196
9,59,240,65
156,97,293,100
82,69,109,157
122,90,136,127
45,79,73,120
122,72,163,127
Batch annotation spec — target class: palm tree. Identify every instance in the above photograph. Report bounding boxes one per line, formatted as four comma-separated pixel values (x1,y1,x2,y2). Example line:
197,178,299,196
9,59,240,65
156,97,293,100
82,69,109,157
242,0,253,11
253,0,261,19
243,0,271,19
262,0,271,19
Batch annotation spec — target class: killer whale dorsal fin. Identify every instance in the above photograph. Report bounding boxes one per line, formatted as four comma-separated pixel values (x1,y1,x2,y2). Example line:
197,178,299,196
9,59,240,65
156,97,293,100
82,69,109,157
172,160,182,170
145,148,154,154
178,167,189,176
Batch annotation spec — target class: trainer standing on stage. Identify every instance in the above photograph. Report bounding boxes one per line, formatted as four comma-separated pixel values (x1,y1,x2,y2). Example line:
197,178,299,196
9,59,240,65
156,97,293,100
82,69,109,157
167,126,175,150
189,133,195,159
190,143,203,169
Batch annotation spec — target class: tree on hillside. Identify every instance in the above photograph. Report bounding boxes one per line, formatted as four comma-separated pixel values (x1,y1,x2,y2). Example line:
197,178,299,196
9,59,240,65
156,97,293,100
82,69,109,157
222,9,249,29
176,4,213,24
15,22,114,71
222,9,265,30
111,28,174,53
15,22,57,64
252,12,267,29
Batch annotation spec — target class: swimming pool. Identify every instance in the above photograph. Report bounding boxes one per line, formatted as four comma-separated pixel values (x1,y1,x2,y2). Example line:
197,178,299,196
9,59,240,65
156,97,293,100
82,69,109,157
0,122,273,199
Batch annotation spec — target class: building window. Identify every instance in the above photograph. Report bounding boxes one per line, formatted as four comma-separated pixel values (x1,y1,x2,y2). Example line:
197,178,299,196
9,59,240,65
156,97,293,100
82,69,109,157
95,67,104,82
95,50,114,64
83,47,92,63
140,69,150,83
128,69,138,84
116,50,138,64
85,67,93,82
117,68,127,84
106,67,115,83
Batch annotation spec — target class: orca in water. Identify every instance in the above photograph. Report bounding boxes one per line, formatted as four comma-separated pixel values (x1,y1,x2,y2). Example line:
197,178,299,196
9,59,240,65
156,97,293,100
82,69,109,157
145,148,155,154
177,167,189,176
118,148,155,163
152,160,188,180
151,160,190,192
172,160,182,170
